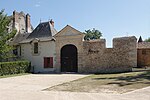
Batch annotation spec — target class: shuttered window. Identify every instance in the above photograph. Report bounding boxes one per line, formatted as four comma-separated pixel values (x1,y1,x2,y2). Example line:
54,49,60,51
44,57,53,68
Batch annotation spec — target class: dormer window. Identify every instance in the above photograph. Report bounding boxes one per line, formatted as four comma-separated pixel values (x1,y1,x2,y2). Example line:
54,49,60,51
34,42,38,54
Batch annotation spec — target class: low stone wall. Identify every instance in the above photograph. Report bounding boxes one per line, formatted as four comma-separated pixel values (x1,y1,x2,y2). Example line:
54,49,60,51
80,36,137,73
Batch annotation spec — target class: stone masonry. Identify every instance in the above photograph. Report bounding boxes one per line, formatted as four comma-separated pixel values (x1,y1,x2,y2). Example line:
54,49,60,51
55,25,137,73
81,36,137,73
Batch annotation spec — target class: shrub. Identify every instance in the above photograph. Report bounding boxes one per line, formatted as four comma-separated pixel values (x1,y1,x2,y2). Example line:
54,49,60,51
0,61,30,76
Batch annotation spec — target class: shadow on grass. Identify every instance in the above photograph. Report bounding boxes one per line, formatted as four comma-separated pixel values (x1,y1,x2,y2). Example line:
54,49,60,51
93,71,150,87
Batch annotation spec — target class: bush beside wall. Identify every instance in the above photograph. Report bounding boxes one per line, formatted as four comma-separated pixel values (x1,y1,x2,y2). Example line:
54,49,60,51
0,61,30,76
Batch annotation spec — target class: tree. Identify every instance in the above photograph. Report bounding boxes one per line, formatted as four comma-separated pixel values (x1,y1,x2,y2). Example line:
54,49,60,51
83,28,102,40
0,9,16,61
145,37,150,42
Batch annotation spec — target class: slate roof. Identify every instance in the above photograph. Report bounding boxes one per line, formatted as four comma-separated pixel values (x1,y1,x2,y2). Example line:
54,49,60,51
19,21,57,43
27,21,57,39
10,33,30,45
138,36,143,43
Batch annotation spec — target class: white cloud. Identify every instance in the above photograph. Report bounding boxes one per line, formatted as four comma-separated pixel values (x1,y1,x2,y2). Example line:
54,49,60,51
34,1,41,7
35,4,40,7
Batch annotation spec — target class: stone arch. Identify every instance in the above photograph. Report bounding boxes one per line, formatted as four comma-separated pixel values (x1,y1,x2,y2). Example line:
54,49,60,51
61,44,78,72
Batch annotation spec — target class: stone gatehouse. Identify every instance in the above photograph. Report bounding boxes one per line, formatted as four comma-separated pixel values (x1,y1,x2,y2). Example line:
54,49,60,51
54,25,137,73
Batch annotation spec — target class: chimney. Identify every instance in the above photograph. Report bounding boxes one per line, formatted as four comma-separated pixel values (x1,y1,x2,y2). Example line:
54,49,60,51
13,10,17,29
26,13,31,33
50,19,54,27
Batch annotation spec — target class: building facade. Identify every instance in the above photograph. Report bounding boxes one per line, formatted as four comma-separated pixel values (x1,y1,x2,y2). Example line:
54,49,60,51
20,21,57,73
6,10,141,73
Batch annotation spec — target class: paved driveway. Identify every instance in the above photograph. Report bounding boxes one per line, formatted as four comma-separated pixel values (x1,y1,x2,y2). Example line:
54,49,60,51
0,74,150,100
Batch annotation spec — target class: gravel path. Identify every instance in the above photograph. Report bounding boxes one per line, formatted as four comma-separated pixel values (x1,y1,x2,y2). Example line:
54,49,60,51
0,74,149,100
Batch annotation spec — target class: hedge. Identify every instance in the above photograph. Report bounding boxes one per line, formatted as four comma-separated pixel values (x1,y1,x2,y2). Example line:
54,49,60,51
0,61,30,76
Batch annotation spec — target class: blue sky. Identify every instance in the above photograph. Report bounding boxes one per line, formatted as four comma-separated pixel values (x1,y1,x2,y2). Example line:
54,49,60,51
0,0,150,47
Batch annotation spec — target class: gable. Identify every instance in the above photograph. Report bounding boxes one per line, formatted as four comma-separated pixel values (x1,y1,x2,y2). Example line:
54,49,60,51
54,25,84,37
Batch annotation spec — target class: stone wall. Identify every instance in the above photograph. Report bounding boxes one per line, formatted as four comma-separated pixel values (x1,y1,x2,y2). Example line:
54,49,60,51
54,25,137,73
80,36,137,73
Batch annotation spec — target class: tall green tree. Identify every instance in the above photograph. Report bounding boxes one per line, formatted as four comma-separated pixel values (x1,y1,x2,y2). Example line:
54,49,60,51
145,37,150,42
83,28,102,40
0,9,16,61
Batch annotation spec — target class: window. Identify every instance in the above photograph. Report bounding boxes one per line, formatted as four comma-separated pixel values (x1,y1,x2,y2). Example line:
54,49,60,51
44,57,53,68
13,48,18,56
20,46,21,56
142,50,146,55
34,42,38,54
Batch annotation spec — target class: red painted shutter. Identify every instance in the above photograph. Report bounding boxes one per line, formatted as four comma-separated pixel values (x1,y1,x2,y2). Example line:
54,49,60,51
44,57,53,68
50,57,53,68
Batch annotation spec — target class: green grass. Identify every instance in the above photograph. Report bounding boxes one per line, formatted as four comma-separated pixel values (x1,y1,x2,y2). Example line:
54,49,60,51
46,71,150,94
0,73,30,78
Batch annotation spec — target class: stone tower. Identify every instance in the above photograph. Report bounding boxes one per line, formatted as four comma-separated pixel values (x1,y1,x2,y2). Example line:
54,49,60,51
9,10,33,34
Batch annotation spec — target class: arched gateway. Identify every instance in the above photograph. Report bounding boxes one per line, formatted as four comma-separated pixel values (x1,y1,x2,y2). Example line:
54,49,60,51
61,44,78,72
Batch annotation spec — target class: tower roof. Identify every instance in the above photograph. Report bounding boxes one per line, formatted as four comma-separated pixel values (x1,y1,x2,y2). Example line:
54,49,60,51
138,36,143,43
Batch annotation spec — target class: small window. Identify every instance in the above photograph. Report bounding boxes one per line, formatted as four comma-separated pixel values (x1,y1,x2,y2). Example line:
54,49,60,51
20,46,21,56
13,48,18,56
44,57,53,68
142,50,146,55
34,42,38,54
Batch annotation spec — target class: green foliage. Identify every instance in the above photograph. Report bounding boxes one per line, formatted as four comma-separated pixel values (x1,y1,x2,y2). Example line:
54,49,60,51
83,28,102,40
145,37,150,42
0,61,30,76
0,9,16,61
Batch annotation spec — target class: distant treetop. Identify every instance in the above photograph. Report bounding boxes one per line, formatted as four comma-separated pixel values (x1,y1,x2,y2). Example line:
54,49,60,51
83,28,102,40
145,37,150,42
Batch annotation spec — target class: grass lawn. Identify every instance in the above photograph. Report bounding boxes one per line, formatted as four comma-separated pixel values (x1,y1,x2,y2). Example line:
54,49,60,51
46,71,150,94
0,73,29,78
